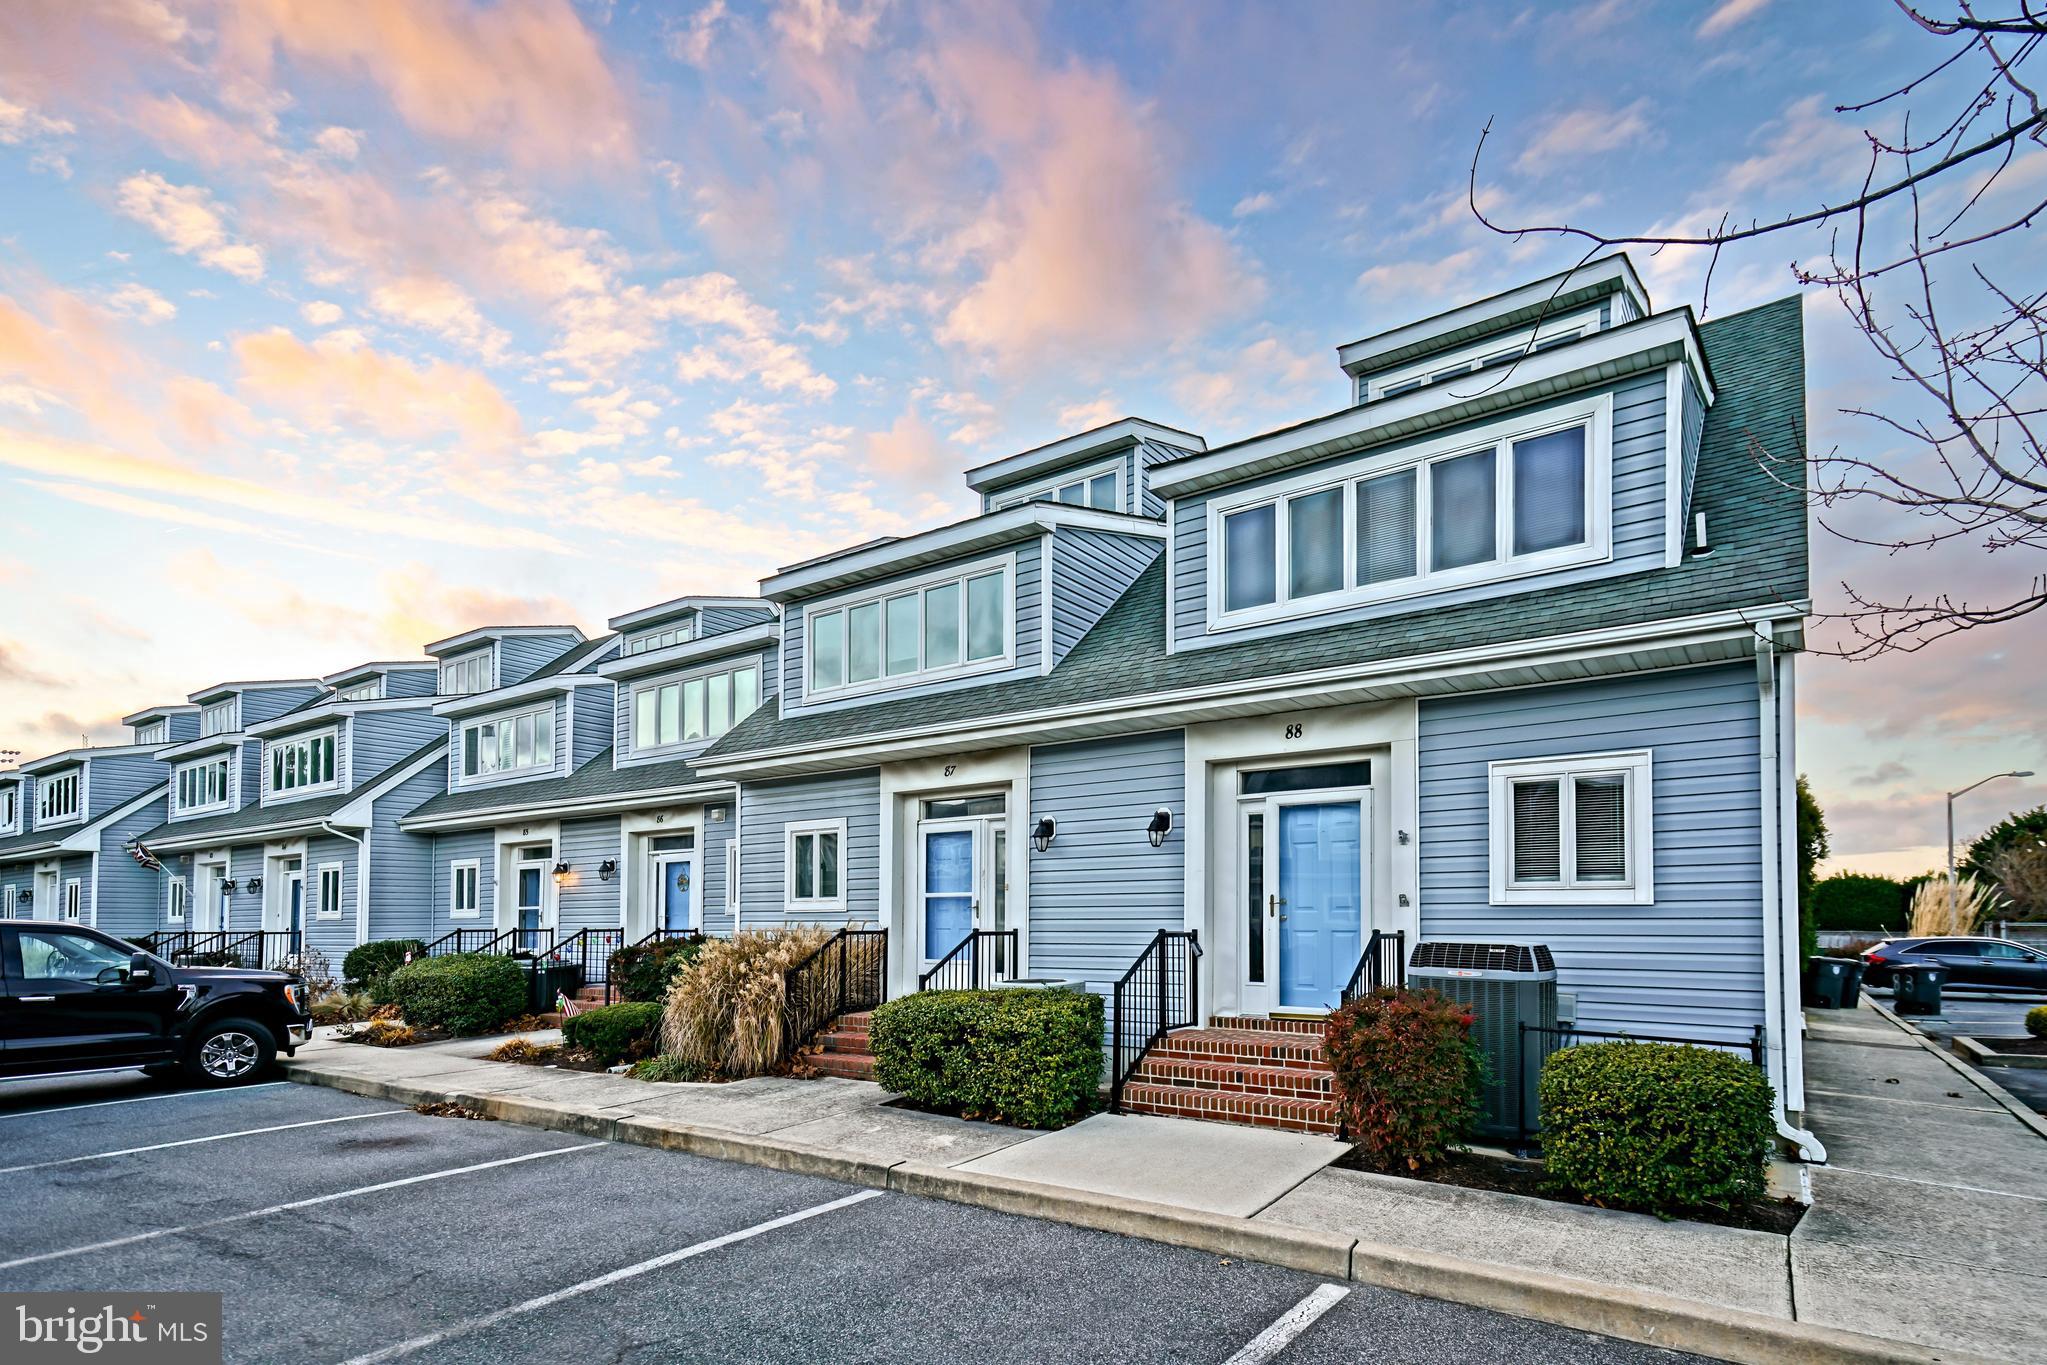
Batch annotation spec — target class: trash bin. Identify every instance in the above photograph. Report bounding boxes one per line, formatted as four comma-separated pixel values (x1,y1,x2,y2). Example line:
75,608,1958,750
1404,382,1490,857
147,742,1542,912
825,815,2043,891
1892,964,1948,1015
1805,957,1864,1009
528,961,582,1012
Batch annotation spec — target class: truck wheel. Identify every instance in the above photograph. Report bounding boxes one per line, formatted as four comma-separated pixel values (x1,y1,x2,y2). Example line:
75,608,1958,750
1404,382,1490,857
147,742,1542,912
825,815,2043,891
184,1017,277,1086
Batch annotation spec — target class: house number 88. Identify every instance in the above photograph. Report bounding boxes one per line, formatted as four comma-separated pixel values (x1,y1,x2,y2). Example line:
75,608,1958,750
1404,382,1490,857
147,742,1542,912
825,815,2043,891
1284,724,1303,740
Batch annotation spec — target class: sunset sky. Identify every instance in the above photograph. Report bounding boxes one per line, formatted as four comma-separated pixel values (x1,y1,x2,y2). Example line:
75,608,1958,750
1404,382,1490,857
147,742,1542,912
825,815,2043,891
1,0,2040,876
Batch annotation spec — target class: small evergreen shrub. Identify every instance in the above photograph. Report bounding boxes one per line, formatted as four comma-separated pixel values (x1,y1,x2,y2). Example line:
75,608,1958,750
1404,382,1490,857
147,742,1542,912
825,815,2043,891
1539,1041,1775,1215
608,935,707,1003
1324,987,1484,1171
386,953,527,1036
2027,1006,2047,1040
870,989,1103,1129
344,939,429,1001
629,1054,707,1083
563,1001,664,1065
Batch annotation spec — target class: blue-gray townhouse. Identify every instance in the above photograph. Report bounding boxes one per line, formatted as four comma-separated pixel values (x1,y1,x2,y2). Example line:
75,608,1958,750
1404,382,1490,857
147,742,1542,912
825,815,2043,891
690,255,1819,1141
0,705,197,931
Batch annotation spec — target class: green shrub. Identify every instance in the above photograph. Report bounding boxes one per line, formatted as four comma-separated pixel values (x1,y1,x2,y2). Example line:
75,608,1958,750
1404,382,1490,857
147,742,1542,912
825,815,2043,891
344,939,429,1002
1811,873,1911,932
2027,1006,2047,1040
386,953,528,1036
607,935,707,1003
629,1054,707,1083
870,989,1103,1129
1539,1041,1776,1215
563,1001,664,1065
661,926,838,1077
1324,987,1484,1171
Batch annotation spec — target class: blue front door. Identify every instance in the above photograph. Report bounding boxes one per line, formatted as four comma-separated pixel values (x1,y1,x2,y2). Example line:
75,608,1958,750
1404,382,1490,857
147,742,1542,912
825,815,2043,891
1277,801,1363,1010
517,866,543,950
660,858,694,932
288,876,304,954
922,827,975,962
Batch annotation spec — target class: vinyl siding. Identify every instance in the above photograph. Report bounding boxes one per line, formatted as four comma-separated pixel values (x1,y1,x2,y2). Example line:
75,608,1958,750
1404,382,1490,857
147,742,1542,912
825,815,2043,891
700,605,777,636
1047,528,1162,667
302,834,361,960
367,760,447,942
430,829,497,937
347,710,446,788
1025,732,1186,997
164,713,202,742
556,816,622,933
238,686,323,727
779,539,1044,717
571,684,615,769
1680,368,1707,524
85,753,163,821
382,670,438,699
60,852,94,923
497,634,581,685
1171,374,1670,649
90,790,171,936
1416,663,1765,1044
699,798,738,935
614,646,776,768
737,768,881,924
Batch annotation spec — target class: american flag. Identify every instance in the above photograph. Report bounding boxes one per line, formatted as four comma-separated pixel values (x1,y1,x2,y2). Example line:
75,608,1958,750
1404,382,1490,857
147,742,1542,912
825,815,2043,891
129,842,163,872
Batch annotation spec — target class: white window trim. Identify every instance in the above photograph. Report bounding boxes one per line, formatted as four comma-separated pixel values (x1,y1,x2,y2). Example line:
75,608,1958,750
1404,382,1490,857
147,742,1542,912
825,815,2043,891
784,818,848,913
36,769,84,828
626,621,695,656
449,858,482,919
990,457,1124,513
1360,305,1606,403
0,785,17,835
266,727,342,799
334,679,383,702
439,647,496,696
726,841,740,913
1487,749,1654,906
62,878,83,921
315,861,345,920
135,722,167,745
200,699,239,737
629,660,764,757
458,702,559,785
173,754,234,816
1206,394,1613,633
167,875,188,923
804,552,1018,702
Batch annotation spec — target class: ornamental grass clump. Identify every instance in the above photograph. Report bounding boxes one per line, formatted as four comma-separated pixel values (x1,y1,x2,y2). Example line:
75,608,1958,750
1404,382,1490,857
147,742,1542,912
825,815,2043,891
1323,987,1484,1171
660,926,835,1078
1908,875,1999,937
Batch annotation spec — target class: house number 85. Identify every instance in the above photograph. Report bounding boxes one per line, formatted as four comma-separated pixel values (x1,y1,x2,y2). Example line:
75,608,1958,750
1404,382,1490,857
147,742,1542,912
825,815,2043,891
1284,724,1303,740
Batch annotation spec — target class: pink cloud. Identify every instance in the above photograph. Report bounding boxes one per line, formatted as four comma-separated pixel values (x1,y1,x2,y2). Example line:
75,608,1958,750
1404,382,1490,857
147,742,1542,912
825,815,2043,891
233,327,523,454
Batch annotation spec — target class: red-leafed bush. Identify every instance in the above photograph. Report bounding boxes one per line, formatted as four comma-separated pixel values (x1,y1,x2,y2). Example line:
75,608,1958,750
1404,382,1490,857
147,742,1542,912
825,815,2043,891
1324,987,1484,1171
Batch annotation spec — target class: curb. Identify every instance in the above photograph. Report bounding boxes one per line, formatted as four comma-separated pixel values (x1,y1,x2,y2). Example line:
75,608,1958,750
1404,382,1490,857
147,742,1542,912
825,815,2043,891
1861,999,2047,1142
286,1059,1965,1365
1948,1035,2047,1071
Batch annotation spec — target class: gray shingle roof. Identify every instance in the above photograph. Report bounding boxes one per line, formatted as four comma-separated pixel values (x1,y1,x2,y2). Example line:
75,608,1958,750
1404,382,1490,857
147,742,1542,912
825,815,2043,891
0,830,67,861
401,746,714,825
135,737,445,845
704,296,1807,760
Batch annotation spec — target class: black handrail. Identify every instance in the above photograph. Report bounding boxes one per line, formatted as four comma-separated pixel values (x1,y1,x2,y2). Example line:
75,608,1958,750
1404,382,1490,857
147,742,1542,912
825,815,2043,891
420,926,517,957
1338,929,1408,1007
1109,929,1202,1112
782,927,888,1061
917,929,1018,992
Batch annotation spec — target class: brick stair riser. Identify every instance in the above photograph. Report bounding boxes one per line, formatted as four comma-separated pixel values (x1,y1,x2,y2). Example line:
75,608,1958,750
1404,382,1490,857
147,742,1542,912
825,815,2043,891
1120,1084,1337,1135
1132,1059,1332,1101
811,1054,875,1079
1152,1036,1326,1069
1206,1014,1327,1035
821,1033,869,1054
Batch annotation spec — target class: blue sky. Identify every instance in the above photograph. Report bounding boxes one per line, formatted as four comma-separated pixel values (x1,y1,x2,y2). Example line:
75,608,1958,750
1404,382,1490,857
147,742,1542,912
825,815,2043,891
0,0,2040,873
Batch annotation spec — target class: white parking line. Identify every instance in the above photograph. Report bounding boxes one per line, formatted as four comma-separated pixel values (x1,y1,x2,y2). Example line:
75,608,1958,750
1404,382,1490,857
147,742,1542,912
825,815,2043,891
0,1141,606,1271
0,1109,406,1176
0,1081,289,1120
337,1189,887,1364
1222,1284,1352,1365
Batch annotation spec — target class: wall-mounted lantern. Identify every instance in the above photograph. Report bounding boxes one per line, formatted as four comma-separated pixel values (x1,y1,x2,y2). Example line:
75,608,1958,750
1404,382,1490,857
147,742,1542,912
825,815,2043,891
598,859,618,882
1146,807,1174,849
245,876,263,894
552,860,573,887
1031,817,1056,853
222,879,239,894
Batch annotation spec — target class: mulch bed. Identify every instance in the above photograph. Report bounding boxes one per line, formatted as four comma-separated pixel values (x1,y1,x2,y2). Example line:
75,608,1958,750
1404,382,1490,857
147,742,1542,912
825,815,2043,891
1973,1036,2047,1055
1330,1147,1806,1234
414,1101,495,1121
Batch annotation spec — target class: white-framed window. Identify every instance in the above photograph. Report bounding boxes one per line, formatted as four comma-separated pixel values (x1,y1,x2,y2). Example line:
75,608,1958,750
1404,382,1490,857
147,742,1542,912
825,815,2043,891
0,785,17,834
1359,306,1604,404
2,883,19,919
200,699,239,736
62,879,82,921
450,859,481,918
785,819,847,912
806,556,1012,699
632,664,762,752
316,862,344,920
991,458,1122,513
1210,395,1611,629
37,770,81,824
1488,750,1654,906
167,876,188,923
269,731,338,795
440,649,493,696
134,721,167,745
333,679,382,702
460,704,556,780
174,756,232,814
627,622,694,656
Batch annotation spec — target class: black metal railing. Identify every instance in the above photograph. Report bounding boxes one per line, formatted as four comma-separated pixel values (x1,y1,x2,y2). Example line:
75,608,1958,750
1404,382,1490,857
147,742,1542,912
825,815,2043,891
1110,929,1202,1112
781,928,888,1061
420,927,517,958
1338,929,1408,1007
1512,1021,1767,1145
142,929,298,969
603,929,705,1004
537,927,623,996
917,929,1018,992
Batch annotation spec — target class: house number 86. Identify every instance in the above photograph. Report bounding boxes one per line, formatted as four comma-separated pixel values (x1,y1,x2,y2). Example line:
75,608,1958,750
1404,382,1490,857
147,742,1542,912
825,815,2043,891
1284,724,1303,740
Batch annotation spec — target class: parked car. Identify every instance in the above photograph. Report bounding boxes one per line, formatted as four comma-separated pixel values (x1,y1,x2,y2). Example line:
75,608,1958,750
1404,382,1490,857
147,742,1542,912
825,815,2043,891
0,920,311,1085
1862,937,2047,992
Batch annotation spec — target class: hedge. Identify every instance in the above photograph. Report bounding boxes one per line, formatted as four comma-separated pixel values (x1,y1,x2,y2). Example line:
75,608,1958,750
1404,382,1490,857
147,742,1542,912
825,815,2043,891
1539,1041,1775,1214
563,1001,664,1065
386,953,528,1036
607,935,707,1004
343,939,428,1002
871,988,1103,1129
1324,987,1484,1171
1811,873,1911,932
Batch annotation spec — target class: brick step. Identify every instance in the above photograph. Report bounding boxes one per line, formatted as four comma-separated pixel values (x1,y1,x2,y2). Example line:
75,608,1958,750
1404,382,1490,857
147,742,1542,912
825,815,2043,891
1207,1014,1327,1036
1132,1054,1334,1101
1151,1027,1329,1069
1119,1082,1337,1136
810,1052,876,1080
836,1011,874,1030
818,1029,871,1054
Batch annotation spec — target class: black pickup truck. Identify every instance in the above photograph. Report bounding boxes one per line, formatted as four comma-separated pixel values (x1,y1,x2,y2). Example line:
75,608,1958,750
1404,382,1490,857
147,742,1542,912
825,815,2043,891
0,920,312,1086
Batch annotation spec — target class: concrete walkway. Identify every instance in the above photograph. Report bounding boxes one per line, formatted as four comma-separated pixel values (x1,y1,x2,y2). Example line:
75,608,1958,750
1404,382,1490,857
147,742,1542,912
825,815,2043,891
284,1015,2032,1363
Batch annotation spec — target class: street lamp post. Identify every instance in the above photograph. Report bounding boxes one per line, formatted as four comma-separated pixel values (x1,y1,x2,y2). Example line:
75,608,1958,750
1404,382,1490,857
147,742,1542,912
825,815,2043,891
1948,771,2036,880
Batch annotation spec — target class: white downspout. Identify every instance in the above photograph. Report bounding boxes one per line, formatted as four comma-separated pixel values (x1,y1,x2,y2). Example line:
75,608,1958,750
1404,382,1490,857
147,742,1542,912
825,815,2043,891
322,822,367,948
1755,625,1825,1162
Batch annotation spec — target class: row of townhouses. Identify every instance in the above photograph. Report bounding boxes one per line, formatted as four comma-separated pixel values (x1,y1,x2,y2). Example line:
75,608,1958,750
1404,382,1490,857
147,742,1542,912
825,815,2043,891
0,255,1817,1140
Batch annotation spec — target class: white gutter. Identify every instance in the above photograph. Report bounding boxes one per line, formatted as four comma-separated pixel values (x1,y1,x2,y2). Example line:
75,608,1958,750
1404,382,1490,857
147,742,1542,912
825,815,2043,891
399,780,735,833
1755,623,1825,1162
322,821,367,946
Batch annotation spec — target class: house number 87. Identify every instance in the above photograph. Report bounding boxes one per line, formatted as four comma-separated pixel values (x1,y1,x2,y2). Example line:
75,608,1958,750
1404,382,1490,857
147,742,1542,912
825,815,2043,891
1284,724,1303,740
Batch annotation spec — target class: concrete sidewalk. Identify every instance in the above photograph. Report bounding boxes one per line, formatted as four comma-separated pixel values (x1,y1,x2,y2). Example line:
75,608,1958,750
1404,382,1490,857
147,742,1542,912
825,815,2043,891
284,1020,2015,1364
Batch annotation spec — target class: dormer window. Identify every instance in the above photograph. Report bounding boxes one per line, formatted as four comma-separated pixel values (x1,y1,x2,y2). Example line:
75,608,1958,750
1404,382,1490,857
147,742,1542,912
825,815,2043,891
37,770,81,824
631,664,760,752
270,732,337,795
175,756,231,814
440,650,493,696
991,459,1121,512
0,785,18,834
460,704,555,780
1357,305,1602,404
806,558,1010,699
134,721,166,745
200,699,238,736
1211,395,1610,628
334,679,382,702
627,622,694,655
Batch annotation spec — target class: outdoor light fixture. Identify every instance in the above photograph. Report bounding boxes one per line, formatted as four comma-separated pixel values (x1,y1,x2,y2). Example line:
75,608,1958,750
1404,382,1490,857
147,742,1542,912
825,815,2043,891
1032,817,1056,853
15,887,30,903
598,859,618,882
552,859,573,886
221,879,239,894
1146,807,1173,848
245,877,263,893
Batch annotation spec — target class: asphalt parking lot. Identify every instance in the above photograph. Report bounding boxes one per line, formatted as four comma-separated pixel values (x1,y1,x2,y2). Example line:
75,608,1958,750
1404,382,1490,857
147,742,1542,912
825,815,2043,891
1889,986,2047,1114
0,1072,1705,1365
